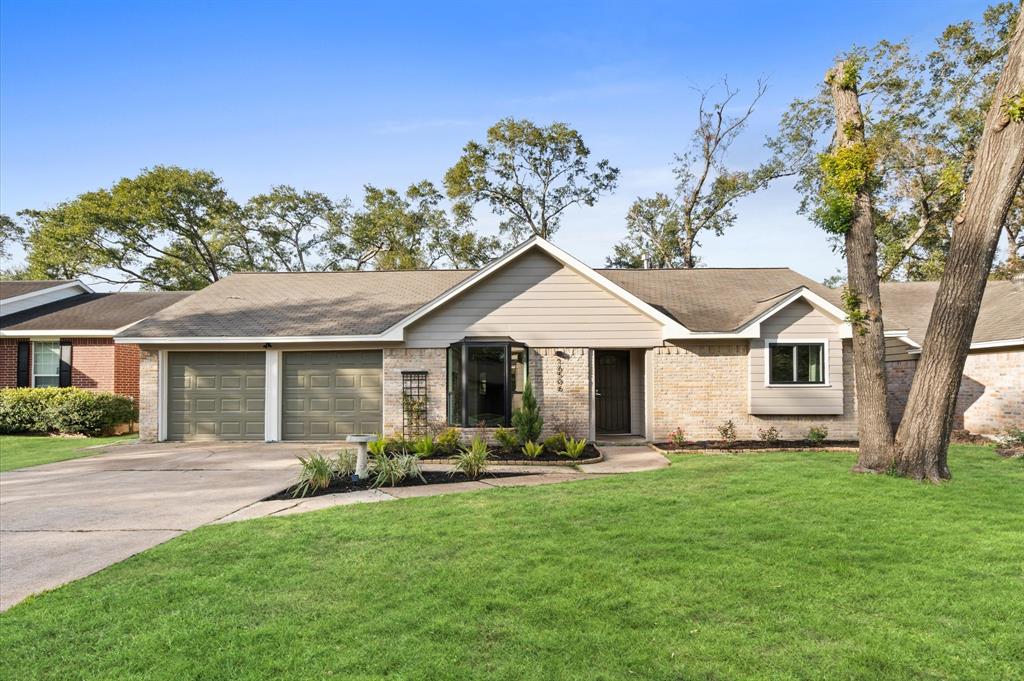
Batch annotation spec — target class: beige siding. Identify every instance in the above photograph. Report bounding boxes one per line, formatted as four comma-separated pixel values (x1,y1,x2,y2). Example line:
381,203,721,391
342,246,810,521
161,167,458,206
885,337,917,362
749,299,844,415
404,250,663,348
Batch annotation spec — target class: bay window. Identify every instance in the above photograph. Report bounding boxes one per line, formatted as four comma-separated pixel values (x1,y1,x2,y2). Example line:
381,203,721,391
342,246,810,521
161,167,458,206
447,339,527,426
768,342,825,385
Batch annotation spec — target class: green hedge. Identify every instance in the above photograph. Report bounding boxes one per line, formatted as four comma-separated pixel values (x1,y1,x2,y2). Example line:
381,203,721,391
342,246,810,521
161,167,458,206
0,387,137,436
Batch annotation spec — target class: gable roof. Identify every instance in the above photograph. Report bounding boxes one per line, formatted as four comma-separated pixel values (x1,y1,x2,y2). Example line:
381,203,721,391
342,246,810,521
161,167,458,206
0,280,76,301
881,279,1024,349
116,238,851,343
0,292,193,336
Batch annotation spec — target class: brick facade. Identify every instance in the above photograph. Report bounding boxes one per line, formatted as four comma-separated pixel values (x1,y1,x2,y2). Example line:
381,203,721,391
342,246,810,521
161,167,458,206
0,337,141,400
887,349,1023,435
650,340,859,441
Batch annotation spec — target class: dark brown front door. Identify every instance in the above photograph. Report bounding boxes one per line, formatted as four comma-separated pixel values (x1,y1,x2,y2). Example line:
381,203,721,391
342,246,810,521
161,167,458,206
595,350,630,434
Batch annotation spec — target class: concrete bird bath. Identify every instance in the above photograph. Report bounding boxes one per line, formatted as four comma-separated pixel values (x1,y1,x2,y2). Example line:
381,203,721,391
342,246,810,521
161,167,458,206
346,434,378,480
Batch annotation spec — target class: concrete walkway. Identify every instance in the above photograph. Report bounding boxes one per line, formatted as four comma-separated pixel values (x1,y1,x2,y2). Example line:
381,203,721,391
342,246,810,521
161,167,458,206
0,441,669,610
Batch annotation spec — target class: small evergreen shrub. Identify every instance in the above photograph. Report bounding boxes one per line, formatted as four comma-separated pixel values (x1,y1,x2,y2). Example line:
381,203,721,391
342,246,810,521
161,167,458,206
368,435,388,458
370,451,424,488
335,449,358,478
560,436,588,459
493,426,519,450
452,436,490,479
0,387,136,435
668,427,687,450
806,425,829,445
543,432,567,454
521,440,544,459
293,453,336,498
411,434,437,458
511,382,542,445
436,427,462,453
717,419,737,447
758,426,781,445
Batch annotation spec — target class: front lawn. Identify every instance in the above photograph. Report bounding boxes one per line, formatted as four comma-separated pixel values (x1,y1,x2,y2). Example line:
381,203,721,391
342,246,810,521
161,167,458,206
0,434,136,472
1,445,1021,680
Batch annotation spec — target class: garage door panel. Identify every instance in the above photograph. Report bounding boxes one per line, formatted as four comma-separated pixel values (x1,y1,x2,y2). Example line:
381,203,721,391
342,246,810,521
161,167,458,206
168,352,265,441
282,350,382,441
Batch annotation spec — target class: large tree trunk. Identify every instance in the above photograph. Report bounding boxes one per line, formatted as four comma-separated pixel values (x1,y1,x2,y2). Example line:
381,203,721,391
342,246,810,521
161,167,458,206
827,62,895,473
892,21,1024,482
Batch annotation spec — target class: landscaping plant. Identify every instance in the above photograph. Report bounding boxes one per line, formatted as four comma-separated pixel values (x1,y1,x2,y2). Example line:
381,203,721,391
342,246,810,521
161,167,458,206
717,420,737,447
435,427,462,453
368,436,388,458
370,451,424,488
335,449,358,478
412,434,437,458
542,432,567,454
452,436,490,479
493,426,519,450
0,387,136,436
758,426,781,445
807,425,829,446
560,436,588,459
293,453,337,498
511,382,542,445
521,440,544,459
668,427,687,450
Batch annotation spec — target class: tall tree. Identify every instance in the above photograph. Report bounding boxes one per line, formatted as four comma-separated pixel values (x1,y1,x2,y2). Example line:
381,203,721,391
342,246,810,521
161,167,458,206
606,194,685,268
822,58,895,471
444,118,619,242
20,166,249,290
0,214,25,267
242,185,344,272
609,81,779,268
892,18,1024,481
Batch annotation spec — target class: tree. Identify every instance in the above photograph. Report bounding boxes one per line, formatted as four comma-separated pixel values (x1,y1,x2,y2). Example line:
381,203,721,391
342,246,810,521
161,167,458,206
444,118,619,242
892,17,1024,481
330,181,500,271
822,58,895,472
0,213,25,270
21,166,249,290
242,186,344,271
606,194,685,268
609,81,779,268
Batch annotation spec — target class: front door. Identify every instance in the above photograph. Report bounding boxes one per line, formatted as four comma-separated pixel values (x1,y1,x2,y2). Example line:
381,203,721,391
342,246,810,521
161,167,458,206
595,350,630,434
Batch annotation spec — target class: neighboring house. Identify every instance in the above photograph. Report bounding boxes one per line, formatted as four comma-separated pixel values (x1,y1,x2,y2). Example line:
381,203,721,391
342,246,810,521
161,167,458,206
882,278,1023,435
0,280,192,401
117,237,864,443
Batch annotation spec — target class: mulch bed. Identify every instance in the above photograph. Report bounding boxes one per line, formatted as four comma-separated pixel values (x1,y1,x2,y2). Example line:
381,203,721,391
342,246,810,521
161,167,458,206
950,429,992,445
655,440,859,452
421,442,602,465
266,470,541,500
996,447,1024,459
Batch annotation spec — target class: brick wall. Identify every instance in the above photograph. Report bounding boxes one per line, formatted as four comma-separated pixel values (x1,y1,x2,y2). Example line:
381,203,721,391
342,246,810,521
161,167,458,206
381,346,591,440
114,343,141,401
0,339,18,387
67,338,115,391
0,337,141,400
887,349,1023,435
138,349,159,442
651,339,859,441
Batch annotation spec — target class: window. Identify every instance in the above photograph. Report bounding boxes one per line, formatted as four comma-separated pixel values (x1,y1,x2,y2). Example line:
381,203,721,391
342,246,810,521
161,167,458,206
447,339,527,426
768,342,825,385
32,341,61,387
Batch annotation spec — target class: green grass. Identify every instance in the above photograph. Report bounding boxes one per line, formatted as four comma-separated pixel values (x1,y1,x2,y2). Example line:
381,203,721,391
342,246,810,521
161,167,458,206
0,434,136,472
1,445,1021,680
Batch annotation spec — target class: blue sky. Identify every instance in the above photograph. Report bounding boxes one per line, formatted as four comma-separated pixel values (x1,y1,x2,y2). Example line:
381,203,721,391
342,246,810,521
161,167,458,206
0,0,992,286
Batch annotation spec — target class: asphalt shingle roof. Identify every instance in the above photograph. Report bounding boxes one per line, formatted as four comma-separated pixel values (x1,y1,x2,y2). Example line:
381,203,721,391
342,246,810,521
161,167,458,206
1,292,193,332
881,280,1024,345
0,280,73,301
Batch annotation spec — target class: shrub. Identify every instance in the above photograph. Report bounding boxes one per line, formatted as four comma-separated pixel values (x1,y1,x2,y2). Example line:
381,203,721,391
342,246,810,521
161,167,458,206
717,419,737,447
521,440,544,459
560,436,588,459
493,426,519,450
511,382,542,445
758,426,781,445
0,387,136,435
543,432,567,454
668,427,687,450
386,434,412,455
436,427,462,453
806,425,829,445
293,453,336,498
996,427,1024,448
411,434,437,458
452,436,490,479
368,435,388,458
370,451,424,488
335,449,358,478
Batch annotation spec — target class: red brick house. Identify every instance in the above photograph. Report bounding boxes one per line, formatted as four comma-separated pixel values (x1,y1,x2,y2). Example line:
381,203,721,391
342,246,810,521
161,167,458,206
0,280,190,401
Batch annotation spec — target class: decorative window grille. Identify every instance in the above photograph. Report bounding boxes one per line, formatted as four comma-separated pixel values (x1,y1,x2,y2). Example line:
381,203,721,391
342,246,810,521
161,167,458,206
401,371,429,439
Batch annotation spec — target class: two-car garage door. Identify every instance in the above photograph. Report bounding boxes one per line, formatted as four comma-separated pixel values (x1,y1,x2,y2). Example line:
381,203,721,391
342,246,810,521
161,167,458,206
167,350,382,441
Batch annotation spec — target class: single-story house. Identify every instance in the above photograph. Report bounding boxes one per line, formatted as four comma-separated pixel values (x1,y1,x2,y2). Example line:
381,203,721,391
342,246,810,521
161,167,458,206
882,279,1023,435
0,280,191,401
110,237,1021,443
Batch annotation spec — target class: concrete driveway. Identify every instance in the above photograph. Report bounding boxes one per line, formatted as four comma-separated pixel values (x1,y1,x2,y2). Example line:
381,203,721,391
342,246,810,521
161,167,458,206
0,440,325,610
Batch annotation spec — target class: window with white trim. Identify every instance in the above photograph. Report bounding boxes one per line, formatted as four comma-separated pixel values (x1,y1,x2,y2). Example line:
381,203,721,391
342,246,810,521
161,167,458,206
768,342,825,385
32,341,61,387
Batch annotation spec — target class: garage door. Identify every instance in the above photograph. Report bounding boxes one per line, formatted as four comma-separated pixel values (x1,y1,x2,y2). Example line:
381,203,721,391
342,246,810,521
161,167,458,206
168,352,265,441
282,350,382,440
